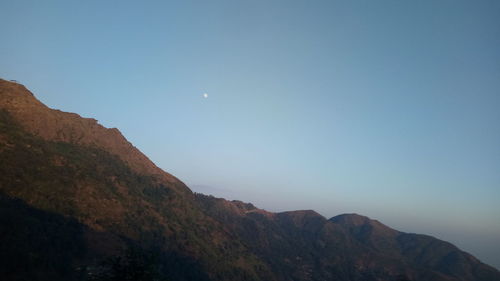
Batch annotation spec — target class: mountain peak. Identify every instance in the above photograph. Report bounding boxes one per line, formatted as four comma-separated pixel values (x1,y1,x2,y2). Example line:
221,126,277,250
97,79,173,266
0,79,187,193
279,209,323,218
276,210,326,228
330,213,399,237
330,213,374,226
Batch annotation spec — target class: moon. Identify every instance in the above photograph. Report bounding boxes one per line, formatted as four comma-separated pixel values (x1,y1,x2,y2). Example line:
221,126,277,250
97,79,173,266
203,93,208,98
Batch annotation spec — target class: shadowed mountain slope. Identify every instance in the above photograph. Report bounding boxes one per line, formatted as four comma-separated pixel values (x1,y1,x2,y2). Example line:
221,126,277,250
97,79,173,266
196,194,500,281
1,79,499,281
0,79,271,281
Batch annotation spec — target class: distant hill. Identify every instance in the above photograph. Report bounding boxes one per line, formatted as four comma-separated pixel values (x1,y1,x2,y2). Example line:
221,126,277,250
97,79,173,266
1,78,499,281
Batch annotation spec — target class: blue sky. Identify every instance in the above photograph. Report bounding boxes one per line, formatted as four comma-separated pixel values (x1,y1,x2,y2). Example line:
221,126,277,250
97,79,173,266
1,0,499,269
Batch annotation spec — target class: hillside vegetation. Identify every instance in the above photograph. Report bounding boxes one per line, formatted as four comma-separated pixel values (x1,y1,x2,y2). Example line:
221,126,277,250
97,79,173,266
1,79,499,281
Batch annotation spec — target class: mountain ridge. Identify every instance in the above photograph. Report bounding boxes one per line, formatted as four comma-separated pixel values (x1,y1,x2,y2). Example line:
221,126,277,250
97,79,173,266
0,79,185,190
1,78,499,281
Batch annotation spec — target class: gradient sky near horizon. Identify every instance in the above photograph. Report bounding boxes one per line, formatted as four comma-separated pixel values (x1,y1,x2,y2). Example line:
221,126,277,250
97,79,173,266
1,0,499,269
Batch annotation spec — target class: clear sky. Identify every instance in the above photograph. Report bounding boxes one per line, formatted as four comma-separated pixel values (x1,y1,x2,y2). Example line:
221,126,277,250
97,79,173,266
1,0,499,269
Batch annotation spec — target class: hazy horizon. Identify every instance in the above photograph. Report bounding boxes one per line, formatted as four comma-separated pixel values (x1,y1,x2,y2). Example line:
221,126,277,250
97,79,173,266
1,0,499,269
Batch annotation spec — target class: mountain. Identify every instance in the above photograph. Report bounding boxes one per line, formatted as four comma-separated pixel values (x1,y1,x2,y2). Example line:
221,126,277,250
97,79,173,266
195,195,499,281
0,78,499,281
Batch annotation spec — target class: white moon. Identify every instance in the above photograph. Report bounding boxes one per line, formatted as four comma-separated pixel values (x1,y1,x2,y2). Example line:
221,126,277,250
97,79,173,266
203,93,208,98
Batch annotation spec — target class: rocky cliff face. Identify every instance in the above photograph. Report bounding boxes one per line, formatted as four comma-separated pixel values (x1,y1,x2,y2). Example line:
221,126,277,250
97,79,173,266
1,78,499,281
